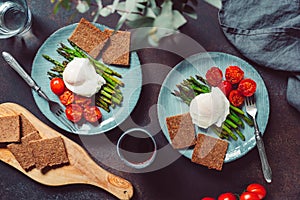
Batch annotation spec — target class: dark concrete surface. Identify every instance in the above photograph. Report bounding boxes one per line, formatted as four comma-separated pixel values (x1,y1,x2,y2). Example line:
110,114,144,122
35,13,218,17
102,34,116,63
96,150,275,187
0,1,299,200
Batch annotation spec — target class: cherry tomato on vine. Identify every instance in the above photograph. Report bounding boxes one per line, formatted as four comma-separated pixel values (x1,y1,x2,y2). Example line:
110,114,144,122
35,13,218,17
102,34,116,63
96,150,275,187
205,66,223,86
218,192,237,200
65,104,83,123
59,90,74,106
246,183,266,199
240,191,260,200
218,80,232,96
84,106,102,123
225,66,244,84
50,77,65,96
238,78,257,97
228,89,244,107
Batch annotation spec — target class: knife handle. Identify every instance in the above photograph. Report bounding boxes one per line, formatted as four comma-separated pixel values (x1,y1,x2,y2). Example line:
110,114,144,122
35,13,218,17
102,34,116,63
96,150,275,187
255,131,272,183
2,51,50,101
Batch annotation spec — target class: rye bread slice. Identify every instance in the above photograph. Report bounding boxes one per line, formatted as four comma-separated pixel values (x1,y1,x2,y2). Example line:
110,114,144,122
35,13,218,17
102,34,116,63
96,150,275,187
0,115,20,143
20,114,37,137
102,29,131,66
29,136,69,170
69,18,110,58
166,113,196,149
7,131,42,170
191,133,228,171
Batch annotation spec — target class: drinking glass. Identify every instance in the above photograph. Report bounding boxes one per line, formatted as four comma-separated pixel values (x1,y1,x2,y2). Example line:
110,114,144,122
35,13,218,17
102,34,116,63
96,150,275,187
0,0,32,39
117,128,157,169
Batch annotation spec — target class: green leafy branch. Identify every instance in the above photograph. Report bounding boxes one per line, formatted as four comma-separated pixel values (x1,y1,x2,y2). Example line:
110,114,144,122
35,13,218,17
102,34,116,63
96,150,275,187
51,0,198,45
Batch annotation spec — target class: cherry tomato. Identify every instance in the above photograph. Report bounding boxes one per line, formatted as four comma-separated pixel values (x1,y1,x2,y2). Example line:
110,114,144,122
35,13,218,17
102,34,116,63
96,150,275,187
74,95,92,107
202,197,215,200
84,106,102,123
225,66,244,84
240,192,260,200
50,77,65,96
238,78,257,97
246,183,266,199
218,80,232,96
59,90,74,106
228,89,244,107
218,192,237,200
65,104,83,123
205,66,223,86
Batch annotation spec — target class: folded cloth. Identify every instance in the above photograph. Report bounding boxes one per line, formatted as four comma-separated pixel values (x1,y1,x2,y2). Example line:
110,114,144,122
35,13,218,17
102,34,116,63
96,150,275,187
218,0,300,112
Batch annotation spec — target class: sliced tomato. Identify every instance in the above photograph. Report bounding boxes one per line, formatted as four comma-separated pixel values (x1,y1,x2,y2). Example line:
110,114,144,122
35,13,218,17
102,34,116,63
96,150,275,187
205,66,223,86
74,95,92,107
218,80,232,96
59,90,74,106
240,192,260,200
65,104,83,123
225,66,244,84
50,77,65,96
84,106,102,123
238,78,257,97
246,183,266,199
228,89,244,107
218,192,237,200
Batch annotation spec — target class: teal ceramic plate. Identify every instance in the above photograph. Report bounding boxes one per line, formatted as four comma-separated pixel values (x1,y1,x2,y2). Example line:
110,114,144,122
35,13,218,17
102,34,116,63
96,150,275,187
31,23,142,135
157,52,269,163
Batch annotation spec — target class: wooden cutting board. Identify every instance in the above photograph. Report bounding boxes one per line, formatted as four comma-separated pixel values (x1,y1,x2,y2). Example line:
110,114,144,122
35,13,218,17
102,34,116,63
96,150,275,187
0,102,133,200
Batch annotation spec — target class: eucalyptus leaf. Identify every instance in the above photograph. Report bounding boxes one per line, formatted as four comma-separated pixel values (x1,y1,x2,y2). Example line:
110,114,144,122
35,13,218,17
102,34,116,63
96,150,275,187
125,0,138,12
76,1,90,14
144,7,157,18
183,4,197,19
115,13,128,31
126,16,154,28
154,0,174,29
172,10,187,29
99,7,112,17
111,0,120,13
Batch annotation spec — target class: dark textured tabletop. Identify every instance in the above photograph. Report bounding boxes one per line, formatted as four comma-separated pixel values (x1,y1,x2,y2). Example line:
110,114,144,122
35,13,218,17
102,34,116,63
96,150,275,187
0,1,299,200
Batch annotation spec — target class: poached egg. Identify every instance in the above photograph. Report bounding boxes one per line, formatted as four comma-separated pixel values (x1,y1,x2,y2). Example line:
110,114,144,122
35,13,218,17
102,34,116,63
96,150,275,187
63,57,106,97
189,87,230,129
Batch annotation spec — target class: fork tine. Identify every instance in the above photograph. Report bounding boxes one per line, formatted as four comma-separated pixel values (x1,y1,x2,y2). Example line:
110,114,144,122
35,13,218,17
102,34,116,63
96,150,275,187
56,115,77,133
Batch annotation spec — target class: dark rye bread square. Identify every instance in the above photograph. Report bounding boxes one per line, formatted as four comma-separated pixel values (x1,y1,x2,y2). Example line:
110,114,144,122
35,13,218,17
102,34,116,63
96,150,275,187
191,133,228,171
7,131,42,170
0,115,20,143
166,113,196,149
29,136,69,170
69,18,131,66
20,114,37,137
69,18,110,58
102,29,131,66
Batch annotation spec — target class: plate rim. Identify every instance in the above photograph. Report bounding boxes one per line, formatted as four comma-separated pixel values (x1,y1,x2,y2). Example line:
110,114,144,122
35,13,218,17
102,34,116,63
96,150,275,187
31,23,142,135
157,51,270,163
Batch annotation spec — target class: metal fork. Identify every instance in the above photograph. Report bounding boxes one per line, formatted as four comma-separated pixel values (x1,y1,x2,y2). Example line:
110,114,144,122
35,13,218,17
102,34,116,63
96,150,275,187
2,52,77,133
245,95,272,183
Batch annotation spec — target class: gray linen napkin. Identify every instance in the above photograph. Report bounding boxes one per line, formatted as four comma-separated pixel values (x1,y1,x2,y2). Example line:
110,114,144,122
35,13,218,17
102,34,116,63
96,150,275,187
218,0,300,112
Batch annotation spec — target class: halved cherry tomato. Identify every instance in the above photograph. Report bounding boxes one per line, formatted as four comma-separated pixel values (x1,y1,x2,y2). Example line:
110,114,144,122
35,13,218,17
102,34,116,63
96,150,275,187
246,183,266,199
228,89,244,107
205,66,223,86
65,104,83,123
50,77,65,96
225,66,244,84
202,197,215,200
218,80,232,96
238,78,257,97
218,192,237,200
74,95,92,107
240,192,260,200
59,90,74,106
84,106,102,123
